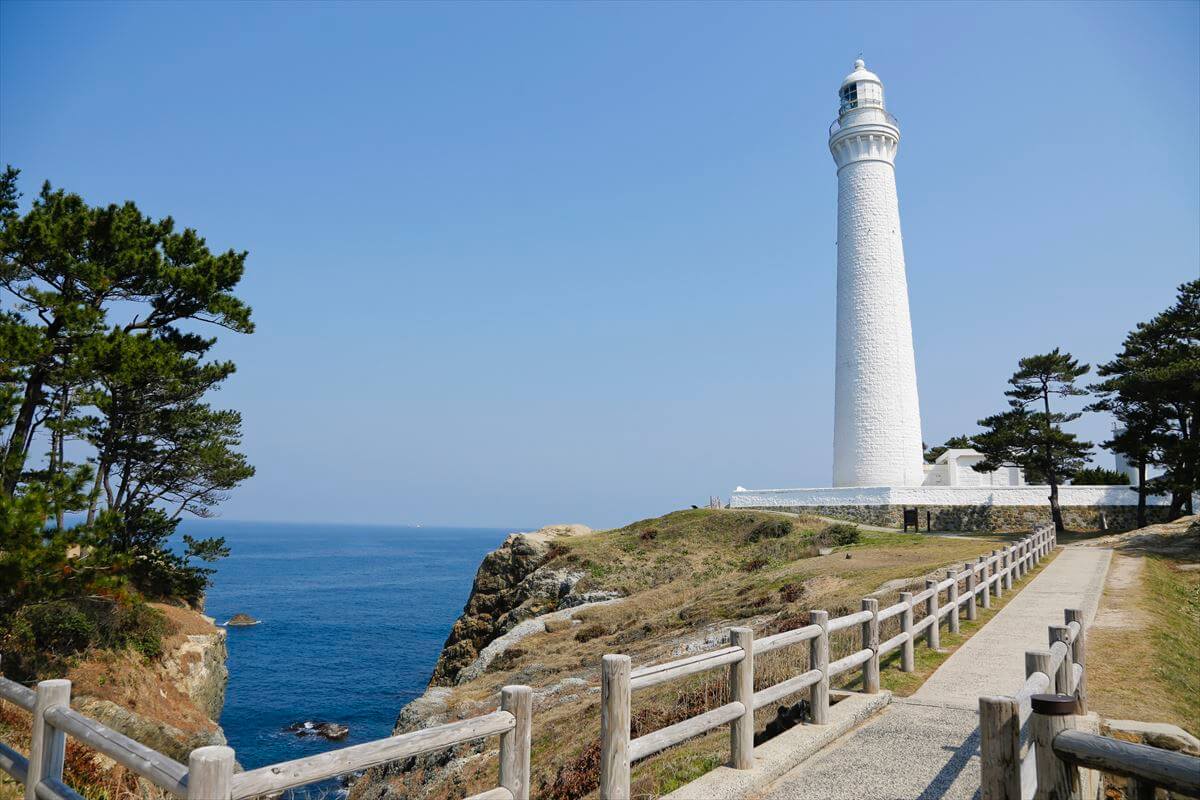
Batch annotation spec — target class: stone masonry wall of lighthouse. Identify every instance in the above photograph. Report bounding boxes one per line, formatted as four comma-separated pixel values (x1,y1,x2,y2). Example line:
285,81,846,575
831,62,925,487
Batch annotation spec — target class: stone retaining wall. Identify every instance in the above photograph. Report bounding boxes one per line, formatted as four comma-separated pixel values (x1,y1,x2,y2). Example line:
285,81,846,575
757,504,1173,533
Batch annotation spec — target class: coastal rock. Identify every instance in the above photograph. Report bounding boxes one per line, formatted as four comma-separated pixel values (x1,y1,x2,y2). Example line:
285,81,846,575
73,696,227,763
61,603,230,798
225,613,260,626
1102,718,1200,756
559,590,622,609
287,721,350,741
161,623,229,721
455,596,623,684
428,524,591,685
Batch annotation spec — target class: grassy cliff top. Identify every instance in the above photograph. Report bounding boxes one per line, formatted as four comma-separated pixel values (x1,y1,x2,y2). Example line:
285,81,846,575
362,509,1014,800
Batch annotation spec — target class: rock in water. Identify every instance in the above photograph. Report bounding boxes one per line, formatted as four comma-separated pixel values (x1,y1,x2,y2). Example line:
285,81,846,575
285,721,350,741
225,613,259,626
319,722,349,740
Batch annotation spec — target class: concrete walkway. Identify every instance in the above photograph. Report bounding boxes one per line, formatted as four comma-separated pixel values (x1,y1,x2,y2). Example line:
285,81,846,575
756,546,1113,800
911,547,1112,708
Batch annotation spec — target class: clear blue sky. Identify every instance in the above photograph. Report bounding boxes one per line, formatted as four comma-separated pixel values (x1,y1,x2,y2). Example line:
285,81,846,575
2,1,1197,529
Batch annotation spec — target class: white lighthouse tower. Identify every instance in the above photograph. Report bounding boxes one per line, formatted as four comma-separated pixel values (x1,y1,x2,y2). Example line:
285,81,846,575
829,59,925,487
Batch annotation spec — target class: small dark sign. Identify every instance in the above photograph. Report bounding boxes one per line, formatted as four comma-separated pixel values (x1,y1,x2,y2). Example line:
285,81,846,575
903,507,919,532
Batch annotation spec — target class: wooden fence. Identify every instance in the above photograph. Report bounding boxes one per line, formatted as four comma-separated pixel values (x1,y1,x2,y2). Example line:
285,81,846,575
0,673,532,800
979,612,1200,800
597,524,1057,799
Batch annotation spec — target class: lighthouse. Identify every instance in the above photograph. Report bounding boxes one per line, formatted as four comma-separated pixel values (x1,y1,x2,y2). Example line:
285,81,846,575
729,59,1164,526
829,59,925,487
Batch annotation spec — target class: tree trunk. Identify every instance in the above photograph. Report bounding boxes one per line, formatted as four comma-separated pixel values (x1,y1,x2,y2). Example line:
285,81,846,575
54,386,68,530
86,464,104,525
1,319,63,496
1169,491,1185,520
1136,459,1147,529
1041,386,1064,533
1047,479,1065,533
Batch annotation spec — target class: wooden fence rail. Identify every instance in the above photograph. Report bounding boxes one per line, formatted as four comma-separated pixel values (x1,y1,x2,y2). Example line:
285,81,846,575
0,670,533,800
978,609,1200,799
599,524,1057,800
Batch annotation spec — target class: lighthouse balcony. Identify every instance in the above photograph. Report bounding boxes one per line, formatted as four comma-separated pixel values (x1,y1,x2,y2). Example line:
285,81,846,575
829,108,898,137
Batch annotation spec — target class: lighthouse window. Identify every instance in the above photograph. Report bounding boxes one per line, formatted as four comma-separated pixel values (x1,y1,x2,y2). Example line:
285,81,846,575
840,84,858,112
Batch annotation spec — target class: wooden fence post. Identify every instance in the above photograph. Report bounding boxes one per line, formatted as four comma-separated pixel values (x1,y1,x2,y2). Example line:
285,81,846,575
1003,548,1013,592
992,550,1003,599
862,598,879,693
600,654,632,800
730,627,754,769
925,579,940,651
946,570,960,635
187,745,235,800
899,593,914,672
1031,695,1082,800
809,610,829,723
979,556,991,610
1065,609,1087,714
500,685,532,799
966,563,978,621
979,696,1022,800
26,679,70,800
1050,625,1075,696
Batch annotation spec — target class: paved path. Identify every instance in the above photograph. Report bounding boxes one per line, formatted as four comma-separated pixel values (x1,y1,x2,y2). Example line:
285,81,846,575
756,547,1113,800
911,547,1112,708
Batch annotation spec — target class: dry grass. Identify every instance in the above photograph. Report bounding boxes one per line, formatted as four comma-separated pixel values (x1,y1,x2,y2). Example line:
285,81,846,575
367,508,1020,800
1087,552,1200,736
0,701,144,800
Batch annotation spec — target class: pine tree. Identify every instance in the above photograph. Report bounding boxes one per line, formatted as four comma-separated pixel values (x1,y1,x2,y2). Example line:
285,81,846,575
973,349,1093,532
1090,279,1199,519
923,434,976,464
0,166,254,619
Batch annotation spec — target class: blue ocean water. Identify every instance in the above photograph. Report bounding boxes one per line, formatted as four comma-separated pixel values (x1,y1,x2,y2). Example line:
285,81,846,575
182,521,512,794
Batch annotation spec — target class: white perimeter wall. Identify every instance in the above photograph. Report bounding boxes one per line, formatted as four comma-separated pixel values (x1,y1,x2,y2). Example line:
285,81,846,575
729,485,1180,508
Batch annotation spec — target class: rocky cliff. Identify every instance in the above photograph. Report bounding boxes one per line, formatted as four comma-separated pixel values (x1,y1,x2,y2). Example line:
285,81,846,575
1,603,230,799
66,603,230,762
430,524,595,685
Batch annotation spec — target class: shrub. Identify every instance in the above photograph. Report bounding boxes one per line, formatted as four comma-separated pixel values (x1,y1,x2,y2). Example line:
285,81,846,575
779,582,805,603
13,602,97,657
742,556,771,572
639,528,658,542
488,647,526,671
3,597,170,680
103,601,169,660
540,740,600,800
574,622,610,642
1070,467,1130,485
745,519,792,543
817,523,860,547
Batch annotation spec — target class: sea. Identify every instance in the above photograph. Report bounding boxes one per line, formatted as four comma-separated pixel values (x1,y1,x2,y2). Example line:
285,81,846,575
179,520,515,797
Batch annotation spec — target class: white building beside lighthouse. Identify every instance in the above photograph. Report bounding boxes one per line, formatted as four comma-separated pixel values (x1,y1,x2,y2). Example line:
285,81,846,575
829,59,925,488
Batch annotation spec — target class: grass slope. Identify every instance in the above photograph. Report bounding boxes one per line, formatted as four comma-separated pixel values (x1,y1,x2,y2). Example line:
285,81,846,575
374,509,1015,800
1088,551,1200,735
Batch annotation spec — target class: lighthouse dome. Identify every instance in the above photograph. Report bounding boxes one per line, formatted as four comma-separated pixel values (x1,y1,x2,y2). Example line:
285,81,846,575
840,59,880,89
837,58,886,117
